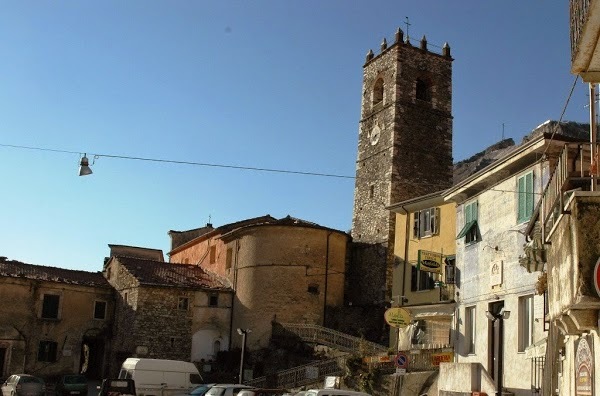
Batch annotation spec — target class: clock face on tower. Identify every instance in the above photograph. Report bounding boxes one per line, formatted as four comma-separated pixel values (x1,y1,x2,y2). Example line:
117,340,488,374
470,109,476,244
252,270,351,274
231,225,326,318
370,125,381,145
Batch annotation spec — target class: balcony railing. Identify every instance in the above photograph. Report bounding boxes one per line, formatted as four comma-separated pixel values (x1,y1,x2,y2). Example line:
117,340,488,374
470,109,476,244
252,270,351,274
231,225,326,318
541,142,600,240
570,0,590,61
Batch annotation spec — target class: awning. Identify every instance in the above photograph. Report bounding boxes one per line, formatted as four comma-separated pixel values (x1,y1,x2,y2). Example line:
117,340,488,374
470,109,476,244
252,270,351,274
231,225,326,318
456,220,477,239
525,337,547,359
407,303,456,319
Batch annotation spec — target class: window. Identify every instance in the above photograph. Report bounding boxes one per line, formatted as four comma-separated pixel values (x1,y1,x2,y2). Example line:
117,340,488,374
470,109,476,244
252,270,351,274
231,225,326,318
416,78,431,101
373,78,384,105
38,341,58,362
465,306,476,354
457,201,479,243
123,292,128,303
444,256,456,285
209,246,216,264
208,293,218,307
369,185,374,199
517,172,534,223
519,295,534,352
94,301,107,320
411,320,427,345
178,297,189,311
225,248,233,269
213,340,221,356
413,207,439,238
411,265,437,291
41,294,60,319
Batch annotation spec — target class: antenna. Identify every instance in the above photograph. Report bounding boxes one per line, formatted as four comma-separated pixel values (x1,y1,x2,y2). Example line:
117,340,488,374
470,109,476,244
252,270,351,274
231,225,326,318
404,16,411,42
502,123,505,141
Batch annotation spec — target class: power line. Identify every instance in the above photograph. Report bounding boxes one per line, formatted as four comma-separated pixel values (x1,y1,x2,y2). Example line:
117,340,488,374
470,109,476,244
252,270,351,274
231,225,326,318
0,143,356,180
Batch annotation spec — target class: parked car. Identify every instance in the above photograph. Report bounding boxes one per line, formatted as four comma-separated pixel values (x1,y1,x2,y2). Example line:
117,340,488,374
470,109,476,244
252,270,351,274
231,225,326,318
237,389,289,396
97,379,136,396
174,384,216,396
55,375,88,396
1,374,46,396
203,384,254,396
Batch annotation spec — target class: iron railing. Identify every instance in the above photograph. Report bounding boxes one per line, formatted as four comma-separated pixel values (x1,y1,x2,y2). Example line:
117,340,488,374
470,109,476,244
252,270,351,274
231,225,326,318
245,355,349,389
278,323,389,354
570,0,590,60
540,142,600,240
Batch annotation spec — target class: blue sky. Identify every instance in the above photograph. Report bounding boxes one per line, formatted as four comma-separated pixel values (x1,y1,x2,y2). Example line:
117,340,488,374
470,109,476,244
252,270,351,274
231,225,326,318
0,1,590,272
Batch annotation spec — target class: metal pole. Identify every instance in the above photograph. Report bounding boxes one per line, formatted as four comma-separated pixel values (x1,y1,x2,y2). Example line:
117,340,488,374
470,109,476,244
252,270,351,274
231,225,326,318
590,83,597,191
239,331,246,384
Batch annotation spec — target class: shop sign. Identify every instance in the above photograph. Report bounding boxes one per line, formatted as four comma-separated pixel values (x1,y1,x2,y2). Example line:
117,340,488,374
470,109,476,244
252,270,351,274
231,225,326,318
575,335,594,396
431,352,453,366
418,250,443,274
384,307,411,328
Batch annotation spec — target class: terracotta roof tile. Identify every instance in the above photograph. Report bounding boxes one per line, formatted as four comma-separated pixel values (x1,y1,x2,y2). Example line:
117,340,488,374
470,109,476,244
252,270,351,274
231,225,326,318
114,256,232,290
0,258,110,288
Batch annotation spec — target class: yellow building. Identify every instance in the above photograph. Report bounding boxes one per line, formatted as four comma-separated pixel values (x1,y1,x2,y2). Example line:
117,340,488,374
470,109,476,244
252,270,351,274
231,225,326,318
387,191,456,356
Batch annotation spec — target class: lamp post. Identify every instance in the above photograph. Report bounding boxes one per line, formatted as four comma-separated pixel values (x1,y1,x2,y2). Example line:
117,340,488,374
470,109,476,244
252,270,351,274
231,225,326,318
237,328,251,384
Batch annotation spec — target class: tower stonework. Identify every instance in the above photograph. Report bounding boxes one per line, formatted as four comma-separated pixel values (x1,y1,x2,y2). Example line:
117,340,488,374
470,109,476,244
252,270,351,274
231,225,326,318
349,31,454,307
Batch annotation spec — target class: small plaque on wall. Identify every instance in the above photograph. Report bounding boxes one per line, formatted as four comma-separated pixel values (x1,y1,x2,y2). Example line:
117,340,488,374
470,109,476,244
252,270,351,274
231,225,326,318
490,260,503,287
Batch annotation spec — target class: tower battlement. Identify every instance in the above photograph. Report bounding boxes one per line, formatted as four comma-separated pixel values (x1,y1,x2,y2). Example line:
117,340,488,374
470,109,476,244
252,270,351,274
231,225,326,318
364,27,452,65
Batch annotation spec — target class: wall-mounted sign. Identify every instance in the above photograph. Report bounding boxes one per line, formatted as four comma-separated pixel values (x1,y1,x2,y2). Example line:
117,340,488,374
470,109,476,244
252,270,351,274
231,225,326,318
593,257,600,298
418,250,443,274
384,307,412,328
490,260,503,287
431,352,453,366
576,335,594,395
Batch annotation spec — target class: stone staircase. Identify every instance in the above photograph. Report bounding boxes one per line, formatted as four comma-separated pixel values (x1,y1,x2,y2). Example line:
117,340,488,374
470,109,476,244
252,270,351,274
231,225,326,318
245,323,388,389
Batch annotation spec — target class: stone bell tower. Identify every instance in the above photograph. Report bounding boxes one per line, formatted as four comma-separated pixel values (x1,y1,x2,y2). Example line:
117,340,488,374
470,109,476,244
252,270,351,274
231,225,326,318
349,29,454,307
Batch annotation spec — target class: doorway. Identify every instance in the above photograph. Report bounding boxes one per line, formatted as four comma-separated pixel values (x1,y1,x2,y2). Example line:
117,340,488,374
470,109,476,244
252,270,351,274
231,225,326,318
488,301,504,389
0,348,6,378
80,337,106,379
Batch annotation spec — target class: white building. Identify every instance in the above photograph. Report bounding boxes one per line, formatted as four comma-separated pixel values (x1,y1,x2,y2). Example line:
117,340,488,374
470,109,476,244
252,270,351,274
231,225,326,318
437,122,588,395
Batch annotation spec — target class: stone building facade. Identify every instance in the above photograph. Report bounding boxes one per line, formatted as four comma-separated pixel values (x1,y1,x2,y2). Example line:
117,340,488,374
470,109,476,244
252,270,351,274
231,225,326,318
103,254,233,375
169,216,349,350
0,257,113,380
349,29,454,309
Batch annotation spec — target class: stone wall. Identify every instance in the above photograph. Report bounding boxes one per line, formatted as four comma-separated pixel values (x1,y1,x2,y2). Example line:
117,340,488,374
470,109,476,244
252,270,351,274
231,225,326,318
0,277,113,379
228,226,348,349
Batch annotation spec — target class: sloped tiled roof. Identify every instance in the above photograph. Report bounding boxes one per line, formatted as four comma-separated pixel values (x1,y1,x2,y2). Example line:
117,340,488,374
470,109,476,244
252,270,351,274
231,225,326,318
114,256,233,290
220,215,349,240
0,257,110,288
168,215,277,254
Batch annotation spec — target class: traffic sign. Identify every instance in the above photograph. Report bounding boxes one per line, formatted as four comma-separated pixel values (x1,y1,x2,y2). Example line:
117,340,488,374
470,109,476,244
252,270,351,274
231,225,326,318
394,352,408,368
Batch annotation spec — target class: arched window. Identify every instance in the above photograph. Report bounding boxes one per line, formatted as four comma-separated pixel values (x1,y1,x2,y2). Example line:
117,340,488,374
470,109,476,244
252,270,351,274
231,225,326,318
213,339,221,355
373,78,384,105
416,78,431,102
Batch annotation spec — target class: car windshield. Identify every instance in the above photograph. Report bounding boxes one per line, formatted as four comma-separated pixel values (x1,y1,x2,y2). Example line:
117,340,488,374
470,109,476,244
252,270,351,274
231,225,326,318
205,387,226,396
190,385,212,396
64,376,87,384
20,377,44,384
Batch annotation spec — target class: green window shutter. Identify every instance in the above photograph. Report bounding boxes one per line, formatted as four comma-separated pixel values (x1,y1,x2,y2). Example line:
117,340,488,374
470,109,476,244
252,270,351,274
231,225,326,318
517,175,526,222
525,172,534,219
465,203,472,224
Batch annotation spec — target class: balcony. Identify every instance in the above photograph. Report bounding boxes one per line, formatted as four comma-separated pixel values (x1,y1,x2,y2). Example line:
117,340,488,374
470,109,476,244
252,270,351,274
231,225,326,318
540,142,600,241
570,0,600,81
536,141,600,332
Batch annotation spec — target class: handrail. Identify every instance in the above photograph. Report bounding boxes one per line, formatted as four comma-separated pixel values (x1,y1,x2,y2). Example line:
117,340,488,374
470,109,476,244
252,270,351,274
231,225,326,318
278,323,388,354
245,355,349,389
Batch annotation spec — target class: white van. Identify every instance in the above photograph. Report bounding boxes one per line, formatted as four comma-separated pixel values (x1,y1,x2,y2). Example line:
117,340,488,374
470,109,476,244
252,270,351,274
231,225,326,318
118,358,204,396
303,390,371,396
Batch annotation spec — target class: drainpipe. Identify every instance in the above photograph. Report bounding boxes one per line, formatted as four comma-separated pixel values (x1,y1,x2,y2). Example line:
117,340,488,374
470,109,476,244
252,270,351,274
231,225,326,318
400,205,410,303
323,231,333,327
590,83,597,191
228,239,240,350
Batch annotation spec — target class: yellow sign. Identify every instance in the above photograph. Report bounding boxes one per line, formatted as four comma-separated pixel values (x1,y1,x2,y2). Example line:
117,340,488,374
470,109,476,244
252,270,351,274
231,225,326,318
431,352,454,366
418,250,443,274
384,307,412,328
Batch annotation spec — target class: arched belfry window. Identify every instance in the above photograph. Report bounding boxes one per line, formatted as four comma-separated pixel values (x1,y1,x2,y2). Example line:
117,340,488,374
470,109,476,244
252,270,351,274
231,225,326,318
373,78,384,106
416,78,431,102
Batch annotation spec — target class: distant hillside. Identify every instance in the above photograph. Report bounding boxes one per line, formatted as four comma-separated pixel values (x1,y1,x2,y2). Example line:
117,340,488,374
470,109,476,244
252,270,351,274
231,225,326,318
453,120,590,185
